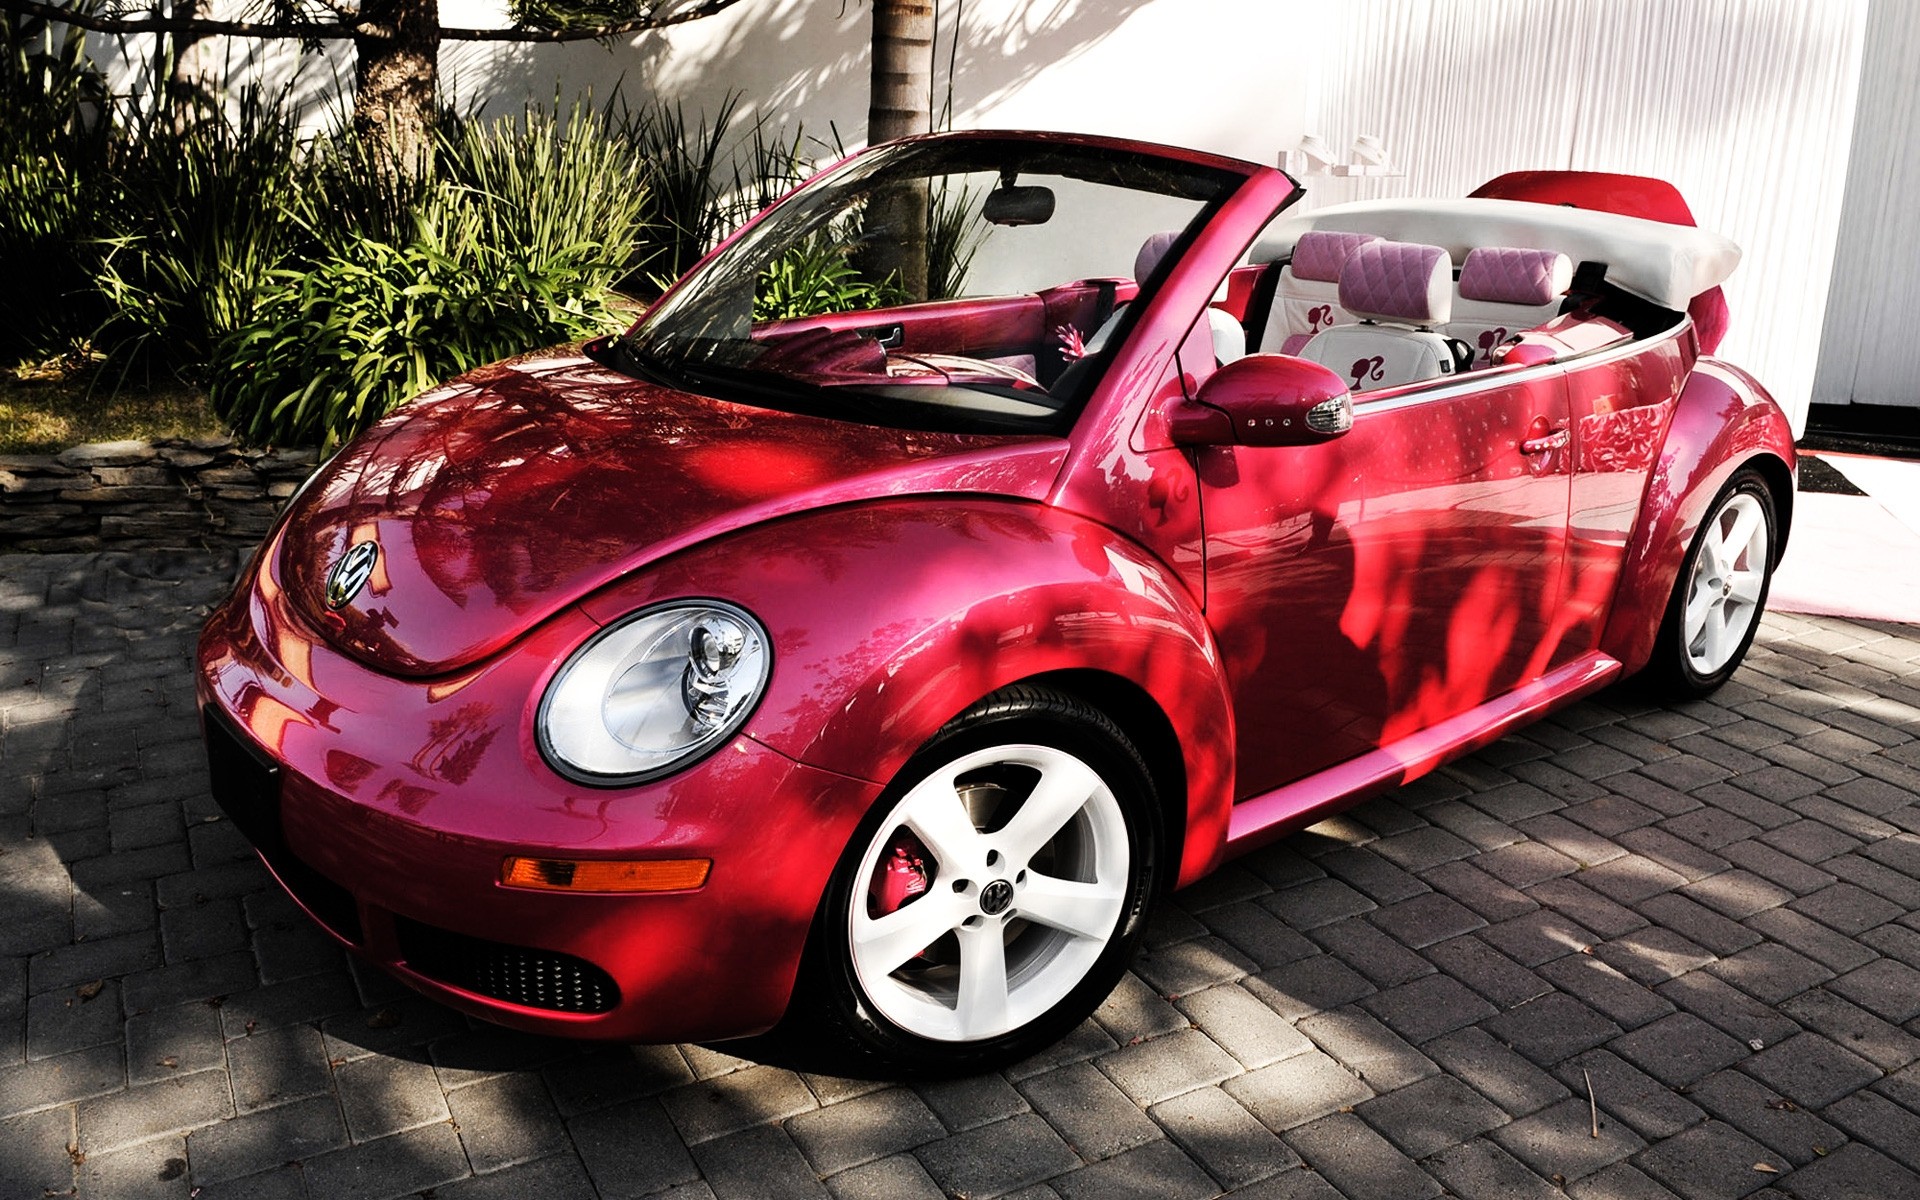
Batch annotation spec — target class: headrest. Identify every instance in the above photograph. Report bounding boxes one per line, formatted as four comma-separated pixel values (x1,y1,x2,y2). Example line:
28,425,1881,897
1458,246,1573,305
1289,230,1381,283
1134,230,1181,283
1339,240,1453,326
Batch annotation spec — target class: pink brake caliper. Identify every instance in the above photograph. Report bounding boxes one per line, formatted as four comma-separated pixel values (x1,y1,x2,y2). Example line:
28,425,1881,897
870,831,932,916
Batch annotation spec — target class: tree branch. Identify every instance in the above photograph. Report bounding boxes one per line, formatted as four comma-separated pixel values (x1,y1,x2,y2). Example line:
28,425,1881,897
0,0,744,41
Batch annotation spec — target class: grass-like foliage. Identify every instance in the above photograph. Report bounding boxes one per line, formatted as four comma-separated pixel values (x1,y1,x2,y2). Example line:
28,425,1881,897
213,107,648,451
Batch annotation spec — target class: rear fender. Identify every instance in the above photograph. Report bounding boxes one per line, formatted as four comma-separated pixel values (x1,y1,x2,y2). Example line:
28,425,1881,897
1599,360,1797,675
576,499,1238,888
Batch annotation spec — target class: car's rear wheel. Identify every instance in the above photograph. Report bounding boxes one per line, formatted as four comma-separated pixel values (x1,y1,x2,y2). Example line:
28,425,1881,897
1643,467,1777,699
786,684,1159,1078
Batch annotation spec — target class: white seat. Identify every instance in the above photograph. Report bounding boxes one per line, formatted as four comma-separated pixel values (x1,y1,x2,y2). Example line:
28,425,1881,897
1257,230,1381,355
1086,230,1242,373
1444,246,1573,368
1297,240,1458,392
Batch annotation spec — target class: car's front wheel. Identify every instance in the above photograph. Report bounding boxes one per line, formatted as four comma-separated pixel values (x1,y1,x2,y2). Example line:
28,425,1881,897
786,684,1160,1078
1643,467,1778,699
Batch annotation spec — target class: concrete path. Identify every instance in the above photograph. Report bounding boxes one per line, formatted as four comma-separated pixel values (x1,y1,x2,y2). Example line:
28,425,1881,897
4,551,1920,1200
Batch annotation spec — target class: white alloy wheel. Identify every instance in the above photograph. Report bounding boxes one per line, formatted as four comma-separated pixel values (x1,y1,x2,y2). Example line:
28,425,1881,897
1681,490,1770,676
846,743,1131,1043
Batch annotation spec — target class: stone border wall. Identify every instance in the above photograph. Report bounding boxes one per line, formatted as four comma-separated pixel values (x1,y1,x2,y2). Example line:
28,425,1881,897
0,438,319,553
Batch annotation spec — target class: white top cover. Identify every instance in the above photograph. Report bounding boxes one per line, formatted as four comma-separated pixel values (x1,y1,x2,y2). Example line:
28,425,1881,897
1252,197,1742,312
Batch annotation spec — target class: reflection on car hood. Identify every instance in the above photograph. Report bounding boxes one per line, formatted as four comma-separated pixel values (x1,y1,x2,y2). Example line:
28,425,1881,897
276,353,1067,675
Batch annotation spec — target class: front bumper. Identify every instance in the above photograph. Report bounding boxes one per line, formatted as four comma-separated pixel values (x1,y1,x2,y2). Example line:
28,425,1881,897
195,544,880,1043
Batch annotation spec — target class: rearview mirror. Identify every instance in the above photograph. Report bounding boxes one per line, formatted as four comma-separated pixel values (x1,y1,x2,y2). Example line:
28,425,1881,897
1168,354,1354,448
982,185,1055,226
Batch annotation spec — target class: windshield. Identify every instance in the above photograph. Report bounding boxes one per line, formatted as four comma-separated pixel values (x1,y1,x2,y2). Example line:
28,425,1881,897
616,137,1245,434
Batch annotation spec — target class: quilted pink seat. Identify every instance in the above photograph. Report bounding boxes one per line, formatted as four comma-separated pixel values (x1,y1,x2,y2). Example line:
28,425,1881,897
1444,246,1573,369
1260,230,1381,355
1296,240,1459,393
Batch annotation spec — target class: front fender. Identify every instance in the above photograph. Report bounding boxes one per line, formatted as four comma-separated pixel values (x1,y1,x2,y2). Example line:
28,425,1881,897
576,498,1237,887
1600,359,1797,675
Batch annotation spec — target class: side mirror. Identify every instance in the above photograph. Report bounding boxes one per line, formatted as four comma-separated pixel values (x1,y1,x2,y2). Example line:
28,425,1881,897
1168,354,1354,448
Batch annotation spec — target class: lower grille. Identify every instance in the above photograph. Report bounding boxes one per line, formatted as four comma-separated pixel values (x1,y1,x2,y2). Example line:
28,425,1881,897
394,918,620,1014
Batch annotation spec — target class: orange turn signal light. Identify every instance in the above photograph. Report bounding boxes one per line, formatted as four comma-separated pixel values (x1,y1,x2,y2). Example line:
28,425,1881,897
500,856,711,894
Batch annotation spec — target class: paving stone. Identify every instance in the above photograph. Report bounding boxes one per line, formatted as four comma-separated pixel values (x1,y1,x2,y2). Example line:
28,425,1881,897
1149,1084,1299,1189
1004,1017,1117,1080
659,1064,817,1146
1317,846,1428,905
1826,1088,1920,1173
1536,955,1675,1031
1478,840,1581,888
25,979,123,1060
1096,1027,1240,1106
914,1113,1080,1199
1356,1072,1506,1158
1360,971,1497,1044
1093,972,1191,1043
1631,1120,1787,1200
1790,882,1904,936
1482,908,1600,966
0,1107,77,1200
1047,1137,1217,1200
1482,992,1624,1068
569,1097,701,1199
1424,1136,1565,1199
1425,1026,1570,1119
1556,1049,1704,1140
1424,799,1525,851
1196,901,1320,969
1827,958,1920,1024
1743,1032,1883,1109
1174,864,1271,913
1529,876,1651,938
1369,890,1486,950
1491,1095,1647,1184
1607,1011,1750,1089
1224,1050,1371,1132
1176,983,1314,1069
1708,850,1833,904
1371,826,1478,872
1130,935,1257,997
1020,1060,1161,1160
227,1023,330,1114
1639,893,1763,957
1246,955,1376,1022
0,1042,126,1118
75,1133,191,1200
300,1121,473,1200
1762,818,1865,865
1422,933,1553,1008
691,1124,828,1200
1420,859,1537,921
1309,916,1434,987
436,1155,599,1200
1708,942,1835,1005
1260,877,1376,930
542,1044,694,1116
125,999,227,1086
1298,1006,1435,1092
1656,971,1802,1050
1593,927,1718,986
1780,987,1920,1072
335,1051,449,1141
824,1152,946,1200
1774,1141,1920,1200
1688,1068,1845,1167
1742,908,1879,974
445,1071,566,1173
913,1071,1028,1133
185,1093,348,1185
1282,1111,1441,1200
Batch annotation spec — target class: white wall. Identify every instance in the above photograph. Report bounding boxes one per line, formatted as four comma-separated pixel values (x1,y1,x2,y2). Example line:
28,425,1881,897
1814,0,1920,411
98,0,1872,431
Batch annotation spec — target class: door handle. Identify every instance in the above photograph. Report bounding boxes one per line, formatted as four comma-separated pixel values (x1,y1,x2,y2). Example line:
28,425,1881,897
863,323,905,349
1520,430,1568,454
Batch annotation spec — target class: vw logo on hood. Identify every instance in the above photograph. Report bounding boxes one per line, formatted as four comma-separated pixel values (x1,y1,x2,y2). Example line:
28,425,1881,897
324,541,379,610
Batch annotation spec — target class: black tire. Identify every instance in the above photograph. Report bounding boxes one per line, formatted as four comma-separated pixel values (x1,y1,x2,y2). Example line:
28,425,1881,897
1640,467,1778,700
774,684,1161,1079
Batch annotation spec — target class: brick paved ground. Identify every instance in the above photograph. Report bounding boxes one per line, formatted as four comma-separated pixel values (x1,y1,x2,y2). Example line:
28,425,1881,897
4,550,1920,1200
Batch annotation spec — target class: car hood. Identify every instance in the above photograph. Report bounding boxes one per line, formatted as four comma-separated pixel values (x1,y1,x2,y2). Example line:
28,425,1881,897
276,353,1067,676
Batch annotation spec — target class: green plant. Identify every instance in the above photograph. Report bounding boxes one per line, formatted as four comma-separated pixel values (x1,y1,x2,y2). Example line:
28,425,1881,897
211,107,648,450
925,180,981,301
755,231,906,321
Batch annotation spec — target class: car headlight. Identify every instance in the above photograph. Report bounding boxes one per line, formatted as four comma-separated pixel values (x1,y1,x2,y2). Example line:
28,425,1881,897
537,600,771,786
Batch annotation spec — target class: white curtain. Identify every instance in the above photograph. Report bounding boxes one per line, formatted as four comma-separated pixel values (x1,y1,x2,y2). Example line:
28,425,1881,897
1300,0,1871,434
1813,0,1920,411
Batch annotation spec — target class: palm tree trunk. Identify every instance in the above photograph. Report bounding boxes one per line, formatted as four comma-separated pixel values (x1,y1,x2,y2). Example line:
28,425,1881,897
353,0,439,175
865,0,932,299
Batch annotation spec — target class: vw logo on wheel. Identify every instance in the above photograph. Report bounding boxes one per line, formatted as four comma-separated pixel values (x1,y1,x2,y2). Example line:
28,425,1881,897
324,541,379,610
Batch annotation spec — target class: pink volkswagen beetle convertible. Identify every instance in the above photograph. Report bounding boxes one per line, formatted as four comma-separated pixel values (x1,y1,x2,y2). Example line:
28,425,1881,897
198,131,1795,1076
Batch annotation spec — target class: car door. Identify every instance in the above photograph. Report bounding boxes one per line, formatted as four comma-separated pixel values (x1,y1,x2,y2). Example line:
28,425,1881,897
1197,364,1574,799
